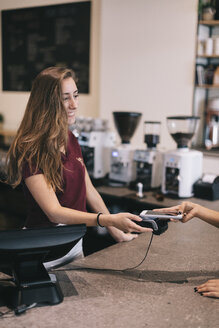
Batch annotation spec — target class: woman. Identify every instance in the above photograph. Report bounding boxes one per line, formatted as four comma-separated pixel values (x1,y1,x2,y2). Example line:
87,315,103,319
5,67,151,268
155,201,219,298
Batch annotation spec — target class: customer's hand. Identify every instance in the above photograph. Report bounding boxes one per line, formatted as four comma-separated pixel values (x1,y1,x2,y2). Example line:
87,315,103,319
175,202,204,223
195,279,219,298
155,202,219,228
154,202,203,223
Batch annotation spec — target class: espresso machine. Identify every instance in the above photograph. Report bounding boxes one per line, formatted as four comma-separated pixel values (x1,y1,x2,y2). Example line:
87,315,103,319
109,112,142,186
162,116,203,198
133,121,163,190
74,117,116,180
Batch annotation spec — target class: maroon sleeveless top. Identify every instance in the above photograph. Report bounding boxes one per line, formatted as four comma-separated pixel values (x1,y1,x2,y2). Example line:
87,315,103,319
22,131,87,228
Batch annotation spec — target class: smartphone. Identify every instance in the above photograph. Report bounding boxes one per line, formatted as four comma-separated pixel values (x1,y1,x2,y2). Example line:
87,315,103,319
140,210,183,220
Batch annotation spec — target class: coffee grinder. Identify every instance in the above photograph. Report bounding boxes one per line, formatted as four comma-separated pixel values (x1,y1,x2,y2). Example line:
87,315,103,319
133,121,163,190
162,116,203,198
109,112,142,186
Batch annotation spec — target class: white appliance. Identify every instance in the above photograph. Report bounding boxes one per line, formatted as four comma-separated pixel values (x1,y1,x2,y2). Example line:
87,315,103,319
110,144,137,184
162,116,203,198
134,149,163,190
162,148,203,198
78,131,116,179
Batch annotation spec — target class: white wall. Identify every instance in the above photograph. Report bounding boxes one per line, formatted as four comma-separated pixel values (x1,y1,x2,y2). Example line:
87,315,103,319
0,0,218,174
0,0,100,130
203,155,219,175
99,0,198,151
99,0,218,175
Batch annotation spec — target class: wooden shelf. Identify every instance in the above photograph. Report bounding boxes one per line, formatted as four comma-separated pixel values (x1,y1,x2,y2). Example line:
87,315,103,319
199,20,219,25
0,129,16,137
195,20,219,148
196,84,219,89
192,146,219,157
0,129,16,148
197,54,219,58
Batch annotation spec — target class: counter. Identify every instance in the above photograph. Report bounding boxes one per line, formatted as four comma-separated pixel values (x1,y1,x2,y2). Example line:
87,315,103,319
96,185,219,211
1,212,218,327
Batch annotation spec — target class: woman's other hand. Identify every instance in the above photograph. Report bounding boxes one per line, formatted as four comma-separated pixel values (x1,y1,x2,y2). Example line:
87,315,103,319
107,226,140,243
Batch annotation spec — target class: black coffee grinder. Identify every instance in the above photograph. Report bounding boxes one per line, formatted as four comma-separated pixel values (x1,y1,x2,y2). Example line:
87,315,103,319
109,111,142,185
133,121,163,190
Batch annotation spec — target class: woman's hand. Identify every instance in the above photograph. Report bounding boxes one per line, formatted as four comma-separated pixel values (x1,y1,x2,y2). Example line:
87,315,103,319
101,212,153,234
195,279,219,298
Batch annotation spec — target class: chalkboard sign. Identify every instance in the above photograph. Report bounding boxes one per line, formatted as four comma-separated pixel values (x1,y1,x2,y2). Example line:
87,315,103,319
1,1,91,93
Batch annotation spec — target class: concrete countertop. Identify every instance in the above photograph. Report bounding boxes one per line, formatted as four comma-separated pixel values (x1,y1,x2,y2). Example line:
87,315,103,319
2,216,219,328
96,185,219,211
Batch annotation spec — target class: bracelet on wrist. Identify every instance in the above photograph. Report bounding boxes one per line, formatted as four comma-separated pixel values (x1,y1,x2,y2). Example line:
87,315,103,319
97,212,104,227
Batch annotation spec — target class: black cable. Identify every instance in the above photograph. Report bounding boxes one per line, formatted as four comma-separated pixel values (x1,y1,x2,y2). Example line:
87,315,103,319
121,233,154,271
0,303,37,318
51,232,154,274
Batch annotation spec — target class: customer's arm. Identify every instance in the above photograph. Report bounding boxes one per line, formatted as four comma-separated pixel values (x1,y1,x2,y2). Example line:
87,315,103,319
179,202,219,227
155,201,219,299
155,201,219,228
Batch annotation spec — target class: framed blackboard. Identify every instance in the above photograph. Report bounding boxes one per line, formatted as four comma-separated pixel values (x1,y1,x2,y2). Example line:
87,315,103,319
1,1,91,93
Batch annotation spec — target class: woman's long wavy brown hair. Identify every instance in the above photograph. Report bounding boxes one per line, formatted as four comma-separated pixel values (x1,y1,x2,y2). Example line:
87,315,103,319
6,67,76,192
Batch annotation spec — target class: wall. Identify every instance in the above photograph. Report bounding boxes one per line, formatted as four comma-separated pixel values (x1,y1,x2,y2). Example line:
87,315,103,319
203,155,219,175
0,0,217,174
0,0,100,129
99,0,218,175
99,0,198,151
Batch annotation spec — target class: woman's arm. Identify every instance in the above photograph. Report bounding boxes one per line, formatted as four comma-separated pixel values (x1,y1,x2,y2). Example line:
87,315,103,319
25,173,152,234
84,168,148,242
